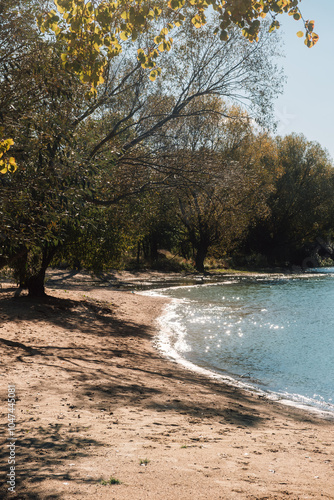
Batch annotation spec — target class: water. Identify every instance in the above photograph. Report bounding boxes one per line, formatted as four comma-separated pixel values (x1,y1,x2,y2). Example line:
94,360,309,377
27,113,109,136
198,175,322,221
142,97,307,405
149,270,334,416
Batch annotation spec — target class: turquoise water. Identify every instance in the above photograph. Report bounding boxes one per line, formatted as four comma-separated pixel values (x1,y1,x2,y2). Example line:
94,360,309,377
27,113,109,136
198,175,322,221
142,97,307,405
153,271,334,414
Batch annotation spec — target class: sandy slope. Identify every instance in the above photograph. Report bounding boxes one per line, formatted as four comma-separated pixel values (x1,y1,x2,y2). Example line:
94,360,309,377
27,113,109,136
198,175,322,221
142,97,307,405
0,272,333,499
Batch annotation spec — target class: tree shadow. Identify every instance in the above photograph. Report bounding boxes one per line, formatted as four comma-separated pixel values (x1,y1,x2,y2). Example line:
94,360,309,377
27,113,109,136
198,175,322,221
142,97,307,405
44,268,212,291
0,293,151,340
0,421,104,499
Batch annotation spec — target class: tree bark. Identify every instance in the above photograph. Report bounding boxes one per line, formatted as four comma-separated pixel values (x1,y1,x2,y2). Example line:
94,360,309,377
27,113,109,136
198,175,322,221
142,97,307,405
149,234,159,262
22,245,58,298
194,241,209,273
26,272,47,297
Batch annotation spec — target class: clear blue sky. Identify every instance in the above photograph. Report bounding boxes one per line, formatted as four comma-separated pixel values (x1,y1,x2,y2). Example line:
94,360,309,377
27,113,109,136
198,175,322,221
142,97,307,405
275,0,334,161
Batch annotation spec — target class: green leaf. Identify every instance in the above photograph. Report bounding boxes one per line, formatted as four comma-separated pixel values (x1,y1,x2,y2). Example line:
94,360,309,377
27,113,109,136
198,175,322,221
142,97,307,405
219,30,229,41
135,14,145,26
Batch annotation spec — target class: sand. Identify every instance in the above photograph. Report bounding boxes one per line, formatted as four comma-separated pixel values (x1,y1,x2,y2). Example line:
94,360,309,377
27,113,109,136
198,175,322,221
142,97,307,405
0,271,334,499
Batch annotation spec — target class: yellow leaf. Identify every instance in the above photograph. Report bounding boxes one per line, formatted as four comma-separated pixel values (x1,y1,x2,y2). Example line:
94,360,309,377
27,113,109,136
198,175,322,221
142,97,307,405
120,32,128,41
54,0,65,14
191,15,203,28
312,33,319,45
296,31,303,38
149,70,157,81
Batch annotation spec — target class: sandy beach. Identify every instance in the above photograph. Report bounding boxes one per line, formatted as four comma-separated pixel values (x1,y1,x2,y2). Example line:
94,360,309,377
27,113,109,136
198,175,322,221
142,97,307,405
1,271,334,499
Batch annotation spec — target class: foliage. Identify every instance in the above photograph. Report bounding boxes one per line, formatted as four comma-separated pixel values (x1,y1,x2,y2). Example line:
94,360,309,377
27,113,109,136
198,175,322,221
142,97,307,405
0,0,91,292
51,203,140,271
0,139,17,174
169,104,278,271
0,0,44,173
239,134,334,267
37,0,318,93
100,476,122,485
139,458,150,465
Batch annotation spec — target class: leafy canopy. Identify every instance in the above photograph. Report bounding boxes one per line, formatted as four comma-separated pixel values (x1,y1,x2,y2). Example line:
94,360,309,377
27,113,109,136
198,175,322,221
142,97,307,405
38,0,318,93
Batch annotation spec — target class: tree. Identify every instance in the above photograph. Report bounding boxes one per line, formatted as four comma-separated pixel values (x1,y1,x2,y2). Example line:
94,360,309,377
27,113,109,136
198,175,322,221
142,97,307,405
241,134,334,267
157,101,277,272
0,0,91,294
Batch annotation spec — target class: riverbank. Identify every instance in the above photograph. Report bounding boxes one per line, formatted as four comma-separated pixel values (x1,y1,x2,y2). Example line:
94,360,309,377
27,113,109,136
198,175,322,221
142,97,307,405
1,273,334,499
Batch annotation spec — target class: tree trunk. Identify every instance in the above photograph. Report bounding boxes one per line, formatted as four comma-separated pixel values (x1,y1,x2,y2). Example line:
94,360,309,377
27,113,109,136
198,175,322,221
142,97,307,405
136,241,141,267
194,241,209,273
28,245,58,297
26,272,47,297
150,234,159,262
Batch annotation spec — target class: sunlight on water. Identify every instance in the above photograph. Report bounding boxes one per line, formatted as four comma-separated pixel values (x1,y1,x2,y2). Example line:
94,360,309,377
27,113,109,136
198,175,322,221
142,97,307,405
154,272,334,414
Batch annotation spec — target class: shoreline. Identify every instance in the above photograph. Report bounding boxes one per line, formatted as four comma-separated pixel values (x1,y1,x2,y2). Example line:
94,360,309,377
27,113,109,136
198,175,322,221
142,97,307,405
146,288,334,422
1,275,334,498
